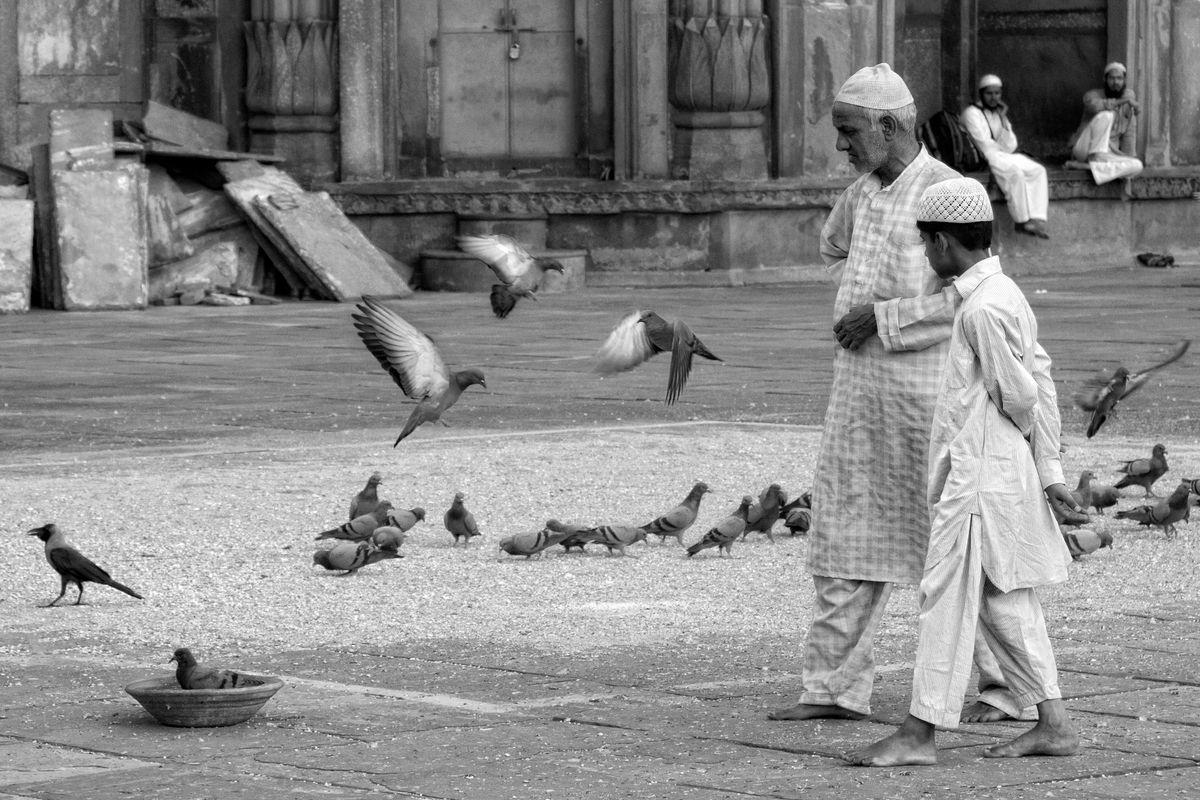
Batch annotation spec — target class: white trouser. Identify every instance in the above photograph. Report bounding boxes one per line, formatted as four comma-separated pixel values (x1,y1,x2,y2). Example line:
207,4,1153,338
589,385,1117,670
1071,111,1143,185
909,515,1062,729
987,152,1048,224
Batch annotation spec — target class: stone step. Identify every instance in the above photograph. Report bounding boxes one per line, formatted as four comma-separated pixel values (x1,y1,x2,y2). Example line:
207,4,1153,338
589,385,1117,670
420,248,587,293
456,214,548,249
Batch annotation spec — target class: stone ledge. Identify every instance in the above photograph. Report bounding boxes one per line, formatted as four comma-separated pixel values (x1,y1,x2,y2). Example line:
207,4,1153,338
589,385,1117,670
323,167,1200,217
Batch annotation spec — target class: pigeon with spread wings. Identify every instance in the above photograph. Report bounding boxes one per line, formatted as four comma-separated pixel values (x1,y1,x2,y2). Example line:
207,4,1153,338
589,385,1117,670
1073,339,1190,437
351,296,486,446
593,311,723,405
455,233,564,319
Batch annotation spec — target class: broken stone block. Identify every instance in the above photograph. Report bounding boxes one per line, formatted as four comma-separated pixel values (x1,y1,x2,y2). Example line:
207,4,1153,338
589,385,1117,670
146,166,195,267
0,200,34,313
143,100,229,151
148,240,238,303
52,165,149,310
188,224,260,289
49,108,115,171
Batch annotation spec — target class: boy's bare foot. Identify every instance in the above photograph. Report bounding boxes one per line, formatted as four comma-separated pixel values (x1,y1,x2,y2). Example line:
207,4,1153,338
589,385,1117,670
984,701,1080,758
767,702,866,721
843,718,937,767
961,701,1016,723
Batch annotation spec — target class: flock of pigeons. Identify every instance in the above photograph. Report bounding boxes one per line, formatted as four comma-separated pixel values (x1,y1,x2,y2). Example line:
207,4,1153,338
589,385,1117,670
310,473,817,571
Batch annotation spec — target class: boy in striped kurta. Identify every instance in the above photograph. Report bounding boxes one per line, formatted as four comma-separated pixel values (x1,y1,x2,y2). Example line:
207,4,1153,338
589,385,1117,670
845,177,1079,766
769,64,1026,725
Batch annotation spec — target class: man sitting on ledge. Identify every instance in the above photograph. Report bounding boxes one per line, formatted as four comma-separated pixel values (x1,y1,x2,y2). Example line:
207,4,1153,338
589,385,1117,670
1065,61,1144,185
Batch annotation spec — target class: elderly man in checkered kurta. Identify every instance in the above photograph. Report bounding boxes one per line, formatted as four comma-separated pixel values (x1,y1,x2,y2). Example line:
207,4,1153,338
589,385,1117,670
768,64,1030,725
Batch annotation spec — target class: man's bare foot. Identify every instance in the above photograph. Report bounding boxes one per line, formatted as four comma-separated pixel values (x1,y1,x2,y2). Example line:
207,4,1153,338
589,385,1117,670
843,717,937,767
961,701,1016,723
984,704,1080,758
767,702,866,721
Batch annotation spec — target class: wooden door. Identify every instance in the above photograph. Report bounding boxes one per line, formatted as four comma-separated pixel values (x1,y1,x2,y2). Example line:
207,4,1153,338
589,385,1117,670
439,0,578,175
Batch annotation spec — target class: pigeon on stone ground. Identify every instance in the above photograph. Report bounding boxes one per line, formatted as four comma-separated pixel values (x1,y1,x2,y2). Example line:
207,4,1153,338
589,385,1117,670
313,541,402,574
351,295,487,446
170,647,245,690
444,492,481,545
385,506,426,532
592,311,723,405
741,484,787,542
547,519,593,553
27,523,143,607
779,491,813,535
349,472,386,520
1071,471,1120,515
454,233,564,319
315,501,395,542
1114,443,1169,498
499,527,573,558
581,524,647,557
1063,529,1114,560
1115,481,1192,538
370,525,408,552
1074,339,1190,437
687,495,753,558
640,481,710,545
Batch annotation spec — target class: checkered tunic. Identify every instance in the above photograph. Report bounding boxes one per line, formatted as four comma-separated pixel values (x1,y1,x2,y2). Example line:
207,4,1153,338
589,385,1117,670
808,147,961,585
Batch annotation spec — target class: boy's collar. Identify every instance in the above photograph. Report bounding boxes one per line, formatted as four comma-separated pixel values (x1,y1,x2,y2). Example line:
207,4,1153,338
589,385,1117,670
951,255,1002,298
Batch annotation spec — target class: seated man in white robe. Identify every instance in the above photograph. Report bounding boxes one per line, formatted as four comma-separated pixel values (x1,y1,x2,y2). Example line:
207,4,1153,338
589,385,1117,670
1066,61,1144,185
961,75,1050,239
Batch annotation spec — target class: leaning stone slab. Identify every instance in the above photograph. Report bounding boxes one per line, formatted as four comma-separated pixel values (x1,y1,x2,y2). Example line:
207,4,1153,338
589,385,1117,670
52,165,148,310
49,108,114,171
148,240,238,302
0,199,34,312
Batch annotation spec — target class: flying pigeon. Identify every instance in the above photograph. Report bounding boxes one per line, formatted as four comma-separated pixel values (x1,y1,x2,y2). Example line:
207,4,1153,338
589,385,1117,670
1074,339,1190,437
454,233,564,319
1115,481,1191,538
170,647,245,690
686,495,753,557
27,523,143,606
592,311,723,405
640,482,710,545
444,492,481,545
349,472,386,520
351,296,487,446
315,501,394,542
1114,443,1169,498
313,541,401,574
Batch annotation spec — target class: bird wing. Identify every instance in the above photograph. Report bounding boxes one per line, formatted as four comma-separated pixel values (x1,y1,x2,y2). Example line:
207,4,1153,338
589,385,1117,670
49,546,111,583
1121,338,1191,401
1118,457,1152,476
593,311,655,375
1085,375,1125,438
1072,372,1115,412
352,296,449,402
664,320,717,405
490,284,519,319
455,234,531,285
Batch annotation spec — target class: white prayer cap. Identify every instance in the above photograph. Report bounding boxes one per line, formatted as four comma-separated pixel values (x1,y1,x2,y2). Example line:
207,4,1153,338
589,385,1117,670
1104,61,1127,77
978,74,1002,90
834,63,914,110
916,178,994,223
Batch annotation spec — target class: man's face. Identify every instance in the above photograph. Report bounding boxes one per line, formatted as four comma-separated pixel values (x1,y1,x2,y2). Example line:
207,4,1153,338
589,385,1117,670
1106,71,1126,94
832,103,889,174
980,86,1003,109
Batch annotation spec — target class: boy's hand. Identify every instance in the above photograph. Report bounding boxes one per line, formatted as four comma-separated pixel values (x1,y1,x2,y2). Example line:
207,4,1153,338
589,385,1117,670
1044,483,1083,521
834,304,878,350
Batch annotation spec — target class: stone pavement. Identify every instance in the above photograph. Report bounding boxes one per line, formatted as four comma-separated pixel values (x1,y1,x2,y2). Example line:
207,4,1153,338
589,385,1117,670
2,264,1200,799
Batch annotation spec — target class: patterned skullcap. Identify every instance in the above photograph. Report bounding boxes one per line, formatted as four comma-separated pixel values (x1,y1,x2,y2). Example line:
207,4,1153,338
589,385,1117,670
1104,61,1127,77
916,178,994,223
978,74,1002,90
834,63,914,110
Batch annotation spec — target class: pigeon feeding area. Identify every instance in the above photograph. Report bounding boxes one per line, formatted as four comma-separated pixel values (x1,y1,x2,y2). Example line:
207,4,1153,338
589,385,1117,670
0,101,410,314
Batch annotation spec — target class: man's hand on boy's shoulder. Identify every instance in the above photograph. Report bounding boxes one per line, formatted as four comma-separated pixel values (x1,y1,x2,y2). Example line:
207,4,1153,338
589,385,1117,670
1045,483,1085,522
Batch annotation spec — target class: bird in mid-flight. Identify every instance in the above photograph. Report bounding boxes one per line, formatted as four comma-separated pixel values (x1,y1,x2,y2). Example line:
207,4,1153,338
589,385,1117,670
455,233,564,319
27,523,143,606
593,310,722,405
351,296,486,446
1073,339,1190,437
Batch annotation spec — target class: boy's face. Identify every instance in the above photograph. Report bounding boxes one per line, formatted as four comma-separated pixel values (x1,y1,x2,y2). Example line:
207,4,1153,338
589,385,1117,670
921,230,957,281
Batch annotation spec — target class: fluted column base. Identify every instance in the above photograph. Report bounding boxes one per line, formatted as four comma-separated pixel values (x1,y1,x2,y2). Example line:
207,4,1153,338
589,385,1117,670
671,110,768,180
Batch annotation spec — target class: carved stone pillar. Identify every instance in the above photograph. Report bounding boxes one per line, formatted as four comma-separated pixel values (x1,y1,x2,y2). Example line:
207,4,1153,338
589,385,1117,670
668,0,771,179
245,0,339,183
1170,0,1200,165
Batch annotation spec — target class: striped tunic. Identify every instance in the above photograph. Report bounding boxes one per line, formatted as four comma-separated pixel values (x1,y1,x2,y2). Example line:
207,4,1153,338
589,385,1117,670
808,147,961,585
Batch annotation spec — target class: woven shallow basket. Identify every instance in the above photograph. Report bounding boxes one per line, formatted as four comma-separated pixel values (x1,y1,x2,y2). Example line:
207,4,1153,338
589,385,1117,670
124,675,283,727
